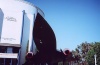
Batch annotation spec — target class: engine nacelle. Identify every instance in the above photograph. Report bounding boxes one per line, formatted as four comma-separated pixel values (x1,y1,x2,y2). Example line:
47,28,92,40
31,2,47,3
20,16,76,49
26,52,33,60
63,49,70,55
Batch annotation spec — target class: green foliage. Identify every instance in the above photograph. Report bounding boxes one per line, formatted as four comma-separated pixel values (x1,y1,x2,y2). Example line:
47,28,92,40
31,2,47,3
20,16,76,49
86,48,95,65
85,42,100,65
74,42,100,65
93,42,100,65
75,42,96,65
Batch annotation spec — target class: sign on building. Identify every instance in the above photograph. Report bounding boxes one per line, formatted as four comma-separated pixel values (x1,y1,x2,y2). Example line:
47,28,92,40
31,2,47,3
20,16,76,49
0,10,23,46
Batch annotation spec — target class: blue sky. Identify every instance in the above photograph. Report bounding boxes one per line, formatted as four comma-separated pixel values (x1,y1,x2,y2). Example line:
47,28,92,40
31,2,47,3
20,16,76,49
26,0,100,51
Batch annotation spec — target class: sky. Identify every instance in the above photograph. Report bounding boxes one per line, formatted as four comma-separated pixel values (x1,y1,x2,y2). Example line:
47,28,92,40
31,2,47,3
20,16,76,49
26,0,100,51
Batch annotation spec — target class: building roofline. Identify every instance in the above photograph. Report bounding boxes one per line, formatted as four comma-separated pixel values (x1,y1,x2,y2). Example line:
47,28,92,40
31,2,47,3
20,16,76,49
16,0,45,17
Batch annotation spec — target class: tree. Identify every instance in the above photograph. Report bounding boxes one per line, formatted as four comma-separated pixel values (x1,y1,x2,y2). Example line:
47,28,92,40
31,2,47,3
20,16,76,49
75,42,94,65
86,48,95,65
93,42,100,65
85,42,100,65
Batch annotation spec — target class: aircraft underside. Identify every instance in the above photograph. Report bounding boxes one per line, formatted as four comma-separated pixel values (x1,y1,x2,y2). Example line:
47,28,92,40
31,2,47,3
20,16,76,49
23,13,67,65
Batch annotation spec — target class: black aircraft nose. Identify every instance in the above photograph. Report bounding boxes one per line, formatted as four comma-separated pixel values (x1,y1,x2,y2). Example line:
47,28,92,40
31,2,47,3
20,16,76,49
33,13,56,52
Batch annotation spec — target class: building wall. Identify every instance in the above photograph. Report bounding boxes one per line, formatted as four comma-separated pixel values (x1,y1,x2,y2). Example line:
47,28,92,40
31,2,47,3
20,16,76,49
19,12,37,65
0,10,23,45
0,9,4,40
0,0,44,65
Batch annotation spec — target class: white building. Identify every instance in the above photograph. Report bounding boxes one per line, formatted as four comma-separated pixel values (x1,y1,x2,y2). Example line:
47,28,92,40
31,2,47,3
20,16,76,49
0,0,44,65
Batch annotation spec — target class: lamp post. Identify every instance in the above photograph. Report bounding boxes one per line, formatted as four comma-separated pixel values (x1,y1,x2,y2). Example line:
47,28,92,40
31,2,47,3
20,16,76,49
94,54,97,65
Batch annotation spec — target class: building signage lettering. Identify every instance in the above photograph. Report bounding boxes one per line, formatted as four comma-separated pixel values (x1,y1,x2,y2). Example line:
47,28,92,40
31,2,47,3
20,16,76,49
0,11,23,44
5,16,17,22
2,37,16,41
